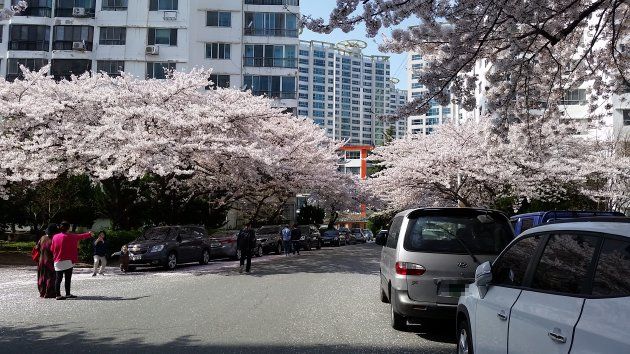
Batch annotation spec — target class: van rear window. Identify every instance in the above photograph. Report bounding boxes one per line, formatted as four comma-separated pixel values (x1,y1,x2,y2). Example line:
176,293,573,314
404,214,513,254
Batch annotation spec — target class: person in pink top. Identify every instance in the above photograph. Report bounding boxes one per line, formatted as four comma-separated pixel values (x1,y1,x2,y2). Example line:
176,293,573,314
50,221,93,300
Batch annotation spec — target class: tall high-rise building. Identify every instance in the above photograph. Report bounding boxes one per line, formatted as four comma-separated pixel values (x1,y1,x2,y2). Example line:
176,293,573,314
406,53,458,134
297,39,407,146
0,0,300,112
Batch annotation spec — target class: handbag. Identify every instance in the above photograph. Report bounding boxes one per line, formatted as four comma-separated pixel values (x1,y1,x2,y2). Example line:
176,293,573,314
31,245,40,262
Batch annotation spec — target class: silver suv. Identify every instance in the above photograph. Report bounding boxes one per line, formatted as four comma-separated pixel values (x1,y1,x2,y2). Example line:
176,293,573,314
377,208,514,330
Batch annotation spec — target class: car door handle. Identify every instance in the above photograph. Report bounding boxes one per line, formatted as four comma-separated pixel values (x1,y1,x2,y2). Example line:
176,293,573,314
497,311,507,321
548,329,567,343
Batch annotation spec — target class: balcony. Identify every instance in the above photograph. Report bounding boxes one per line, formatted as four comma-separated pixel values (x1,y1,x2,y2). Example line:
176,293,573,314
54,7,96,18
243,57,297,69
15,6,52,17
53,41,93,51
251,91,296,99
244,28,298,38
244,0,299,4
8,40,50,51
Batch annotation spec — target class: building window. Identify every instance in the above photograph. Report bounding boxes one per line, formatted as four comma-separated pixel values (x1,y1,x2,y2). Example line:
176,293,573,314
12,0,52,17
96,60,124,77
102,0,126,11
244,44,296,68
623,110,630,126
243,75,296,99
55,0,95,17
9,25,50,51
244,12,297,37
561,89,587,105
52,25,94,50
51,59,91,81
148,28,177,46
147,62,176,79
206,74,230,90
206,11,231,27
149,0,177,11
411,54,422,60
205,43,231,59
6,58,48,81
99,27,126,45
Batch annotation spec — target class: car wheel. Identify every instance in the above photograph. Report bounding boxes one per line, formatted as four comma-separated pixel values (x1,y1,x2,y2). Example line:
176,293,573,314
127,266,136,272
199,249,210,265
457,319,474,354
166,252,177,270
390,290,407,331
256,246,264,258
276,242,282,255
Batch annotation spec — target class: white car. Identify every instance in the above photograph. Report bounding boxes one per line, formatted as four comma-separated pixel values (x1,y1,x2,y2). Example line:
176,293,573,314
457,218,630,354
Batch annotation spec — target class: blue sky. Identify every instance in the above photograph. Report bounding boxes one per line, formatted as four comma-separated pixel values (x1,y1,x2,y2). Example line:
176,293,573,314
299,0,415,90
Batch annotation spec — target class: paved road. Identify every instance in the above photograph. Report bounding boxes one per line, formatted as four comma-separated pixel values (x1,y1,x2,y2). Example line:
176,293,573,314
0,244,456,353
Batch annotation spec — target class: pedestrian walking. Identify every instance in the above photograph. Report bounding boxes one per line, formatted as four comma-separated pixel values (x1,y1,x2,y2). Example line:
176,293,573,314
291,224,301,255
50,221,93,300
33,224,58,298
281,225,292,256
92,231,107,276
119,245,130,273
237,223,256,274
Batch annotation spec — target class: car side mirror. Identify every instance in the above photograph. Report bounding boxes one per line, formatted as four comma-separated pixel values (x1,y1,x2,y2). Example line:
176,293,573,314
475,261,492,298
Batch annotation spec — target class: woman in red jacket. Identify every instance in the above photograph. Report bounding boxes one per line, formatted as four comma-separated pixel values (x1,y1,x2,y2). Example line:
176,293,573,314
50,221,93,300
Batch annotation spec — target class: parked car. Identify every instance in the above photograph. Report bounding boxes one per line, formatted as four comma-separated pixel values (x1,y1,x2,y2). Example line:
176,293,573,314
321,229,344,247
352,228,366,243
510,210,625,234
375,230,388,245
340,228,355,245
296,225,322,251
363,229,374,242
209,230,263,260
457,217,630,354
127,225,213,271
256,225,283,255
377,208,514,330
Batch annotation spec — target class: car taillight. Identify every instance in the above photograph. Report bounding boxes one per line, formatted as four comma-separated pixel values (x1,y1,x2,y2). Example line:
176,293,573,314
396,262,426,276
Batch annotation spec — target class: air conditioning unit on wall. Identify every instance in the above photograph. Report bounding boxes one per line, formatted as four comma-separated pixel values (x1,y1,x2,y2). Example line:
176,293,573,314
72,7,86,17
145,45,159,55
163,11,177,20
72,41,86,51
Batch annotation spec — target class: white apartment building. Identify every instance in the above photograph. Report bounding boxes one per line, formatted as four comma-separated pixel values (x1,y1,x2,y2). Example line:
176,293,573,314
406,53,459,134
0,0,300,111
297,39,407,146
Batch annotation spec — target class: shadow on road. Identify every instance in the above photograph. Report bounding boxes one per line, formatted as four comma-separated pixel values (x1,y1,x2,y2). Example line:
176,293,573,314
231,243,382,277
0,323,452,354
409,320,457,345
71,295,150,301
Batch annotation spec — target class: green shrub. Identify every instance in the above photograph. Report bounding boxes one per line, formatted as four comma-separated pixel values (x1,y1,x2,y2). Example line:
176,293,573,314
79,229,142,262
0,240,36,253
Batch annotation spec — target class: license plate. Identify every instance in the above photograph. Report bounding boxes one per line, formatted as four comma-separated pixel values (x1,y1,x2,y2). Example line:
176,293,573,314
439,283,466,297
130,255,142,261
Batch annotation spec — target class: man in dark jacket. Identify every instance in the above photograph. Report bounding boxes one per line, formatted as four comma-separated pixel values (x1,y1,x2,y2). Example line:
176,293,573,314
237,223,256,273
92,231,107,276
290,224,301,256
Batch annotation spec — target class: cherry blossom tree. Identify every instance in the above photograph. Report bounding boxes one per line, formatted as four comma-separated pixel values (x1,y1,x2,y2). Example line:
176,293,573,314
0,67,354,226
366,119,630,210
0,1,27,20
305,0,629,131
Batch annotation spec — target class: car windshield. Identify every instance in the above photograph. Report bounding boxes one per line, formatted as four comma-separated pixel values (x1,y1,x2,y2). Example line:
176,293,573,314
404,213,513,255
140,228,170,241
257,226,279,234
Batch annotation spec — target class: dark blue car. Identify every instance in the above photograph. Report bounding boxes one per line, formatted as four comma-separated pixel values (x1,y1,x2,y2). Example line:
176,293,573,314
510,210,625,234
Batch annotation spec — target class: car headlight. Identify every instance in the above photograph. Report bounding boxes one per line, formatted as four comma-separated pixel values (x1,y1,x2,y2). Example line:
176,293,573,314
150,245,165,253
299,236,305,241
334,237,339,240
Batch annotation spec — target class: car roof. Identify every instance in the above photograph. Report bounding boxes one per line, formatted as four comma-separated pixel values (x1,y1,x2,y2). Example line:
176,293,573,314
510,212,545,219
395,207,506,219
520,220,630,238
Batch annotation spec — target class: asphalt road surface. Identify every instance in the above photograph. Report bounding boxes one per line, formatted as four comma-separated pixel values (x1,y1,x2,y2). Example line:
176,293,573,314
0,243,456,353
